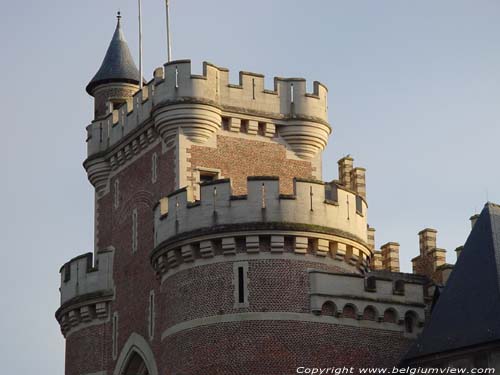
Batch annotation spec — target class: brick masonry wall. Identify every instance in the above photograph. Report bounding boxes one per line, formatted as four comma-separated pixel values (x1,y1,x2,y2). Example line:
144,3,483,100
160,321,414,374
160,259,353,331
413,254,444,284
66,133,414,375
65,324,111,375
188,134,315,195
107,143,175,373
65,142,175,375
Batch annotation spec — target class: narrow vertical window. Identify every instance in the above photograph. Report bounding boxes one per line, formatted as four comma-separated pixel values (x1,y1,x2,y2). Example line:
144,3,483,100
240,119,249,133
238,266,245,303
148,290,155,340
112,313,118,360
151,152,158,183
233,261,249,308
132,208,138,253
114,179,120,209
257,122,266,136
356,196,363,215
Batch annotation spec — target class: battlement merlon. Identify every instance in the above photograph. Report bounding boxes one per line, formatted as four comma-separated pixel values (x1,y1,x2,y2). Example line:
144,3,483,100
59,247,115,306
153,176,368,250
86,60,331,160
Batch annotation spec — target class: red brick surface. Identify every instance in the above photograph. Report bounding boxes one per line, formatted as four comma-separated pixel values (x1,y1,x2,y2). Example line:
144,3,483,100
64,135,414,375
161,321,414,374
188,135,315,194
160,259,350,331
65,324,111,375
65,143,175,375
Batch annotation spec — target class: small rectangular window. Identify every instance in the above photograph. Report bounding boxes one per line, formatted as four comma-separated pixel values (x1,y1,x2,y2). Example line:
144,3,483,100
132,208,138,253
240,119,249,133
356,196,363,215
233,262,249,308
258,122,266,136
325,184,338,202
151,152,158,183
199,170,219,184
112,313,118,360
148,291,155,340
114,179,120,209
238,267,245,303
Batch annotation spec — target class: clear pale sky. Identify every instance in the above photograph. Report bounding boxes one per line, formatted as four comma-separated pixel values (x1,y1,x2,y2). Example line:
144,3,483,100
1,1,499,373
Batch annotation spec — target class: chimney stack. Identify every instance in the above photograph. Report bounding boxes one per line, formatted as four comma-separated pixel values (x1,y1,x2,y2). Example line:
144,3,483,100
367,227,376,250
371,251,383,270
413,228,448,282
470,214,479,229
380,242,400,272
338,156,354,188
351,168,366,198
418,228,437,255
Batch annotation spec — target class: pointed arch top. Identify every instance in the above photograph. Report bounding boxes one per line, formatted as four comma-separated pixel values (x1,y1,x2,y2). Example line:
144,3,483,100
113,333,158,375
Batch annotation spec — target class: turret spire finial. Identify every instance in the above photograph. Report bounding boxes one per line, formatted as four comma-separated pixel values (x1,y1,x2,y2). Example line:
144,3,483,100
117,10,121,24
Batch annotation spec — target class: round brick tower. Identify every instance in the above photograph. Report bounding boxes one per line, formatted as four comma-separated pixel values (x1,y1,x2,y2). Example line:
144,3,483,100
56,15,428,375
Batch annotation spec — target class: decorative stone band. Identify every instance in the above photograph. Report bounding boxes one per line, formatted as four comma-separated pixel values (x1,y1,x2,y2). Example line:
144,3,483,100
59,247,115,306
151,227,372,280
86,60,330,160
161,311,418,341
55,290,113,338
153,177,368,248
309,270,426,337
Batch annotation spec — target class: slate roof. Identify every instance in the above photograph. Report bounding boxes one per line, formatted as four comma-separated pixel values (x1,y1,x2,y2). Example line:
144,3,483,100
86,16,141,95
405,203,500,361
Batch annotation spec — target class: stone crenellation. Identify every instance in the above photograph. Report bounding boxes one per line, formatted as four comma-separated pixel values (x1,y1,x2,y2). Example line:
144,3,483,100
153,177,368,247
86,60,330,160
151,176,372,276
309,270,426,337
56,247,115,338
59,247,115,305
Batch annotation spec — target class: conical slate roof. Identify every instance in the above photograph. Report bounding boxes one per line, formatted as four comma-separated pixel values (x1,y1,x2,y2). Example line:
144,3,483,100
86,16,141,95
405,203,500,361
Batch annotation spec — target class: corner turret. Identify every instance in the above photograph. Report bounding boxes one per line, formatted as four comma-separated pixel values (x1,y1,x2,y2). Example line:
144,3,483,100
86,13,141,119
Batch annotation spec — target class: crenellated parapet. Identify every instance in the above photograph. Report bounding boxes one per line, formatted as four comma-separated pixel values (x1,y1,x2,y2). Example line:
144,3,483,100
309,270,427,336
151,177,371,277
86,60,330,161
56,248,115,337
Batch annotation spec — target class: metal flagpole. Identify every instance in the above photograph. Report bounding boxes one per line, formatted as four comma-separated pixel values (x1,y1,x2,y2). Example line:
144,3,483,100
138,0,144,89
166,0,172,62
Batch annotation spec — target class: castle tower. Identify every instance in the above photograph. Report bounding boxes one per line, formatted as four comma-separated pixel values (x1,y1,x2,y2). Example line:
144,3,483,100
86,13,142,119
56,15,428,375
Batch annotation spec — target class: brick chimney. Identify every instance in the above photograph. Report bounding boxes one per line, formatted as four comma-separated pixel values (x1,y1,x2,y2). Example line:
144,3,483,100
351,168,366,198
367,226,376,250
372,251,383,270
412,228,448,283
470,214,479,229
380,242,400,272
338,156,353,188
418,228,437,255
